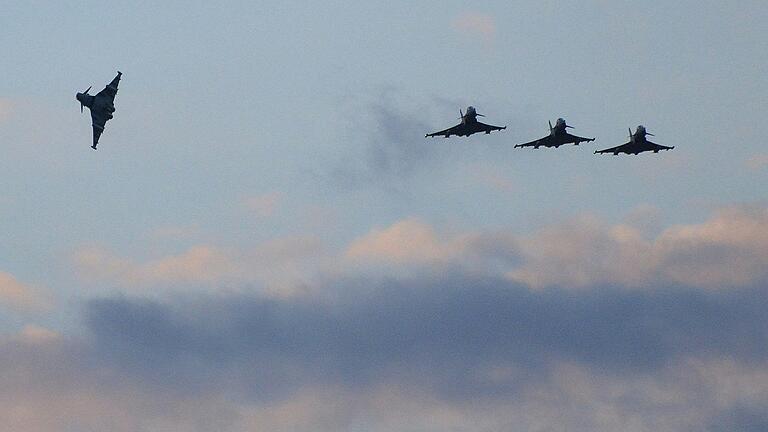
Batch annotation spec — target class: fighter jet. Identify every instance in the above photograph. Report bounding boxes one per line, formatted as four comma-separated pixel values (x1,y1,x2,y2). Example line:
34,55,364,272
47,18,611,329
594,126,674,155
76,71,122,150
426,106,506,138
514,118,595,149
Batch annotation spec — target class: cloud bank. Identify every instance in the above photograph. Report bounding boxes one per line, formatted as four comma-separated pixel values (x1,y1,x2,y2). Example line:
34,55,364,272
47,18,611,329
0,270,51,312
3,269,768,431
17,204,766,431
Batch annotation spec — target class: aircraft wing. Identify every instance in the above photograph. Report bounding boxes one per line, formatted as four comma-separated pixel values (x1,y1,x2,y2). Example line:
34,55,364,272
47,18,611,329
90,111,108,148
96,71,121,100
594,142,632,155
473,121,506,134
426,122,468,138
563,132,595,145
91,124,104,148
646,141,675,152
514,135,551,148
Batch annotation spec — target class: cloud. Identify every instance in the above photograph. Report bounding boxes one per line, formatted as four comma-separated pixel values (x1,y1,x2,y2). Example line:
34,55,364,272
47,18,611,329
345,218,456,264
73,244,243,288
474,169,516,193
0,331,244,432
146,224,201,241
76,204,768,298
74,274,768,430
8,205,768,431
453,12,496,40
332,97,439,188
74,236,326,296
0,271,51,312
3,330,766,432
708,405,768,432
243,192,282,218
0,98,12,122
746,154,768,170
347,205,768,290
83,273,768,400
344,219,521,277
362,102,434,179
654,206,768,287
16,325,60,344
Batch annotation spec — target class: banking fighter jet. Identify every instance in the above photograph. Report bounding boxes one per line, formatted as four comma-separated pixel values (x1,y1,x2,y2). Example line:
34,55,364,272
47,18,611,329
76,71,122,150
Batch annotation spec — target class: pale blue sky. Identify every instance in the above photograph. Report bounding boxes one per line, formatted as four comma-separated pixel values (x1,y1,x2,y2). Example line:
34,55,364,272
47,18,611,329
2,1,768,327
0,0,766,316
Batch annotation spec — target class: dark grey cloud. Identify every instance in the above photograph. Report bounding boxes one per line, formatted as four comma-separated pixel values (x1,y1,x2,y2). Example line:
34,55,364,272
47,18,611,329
85,274,768,402
3,270,768,431
708,405,768,432
330,100,438,189
364,103,437,179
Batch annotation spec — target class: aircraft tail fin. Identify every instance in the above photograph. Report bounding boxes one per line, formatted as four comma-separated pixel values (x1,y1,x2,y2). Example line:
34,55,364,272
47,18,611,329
78,86,91,113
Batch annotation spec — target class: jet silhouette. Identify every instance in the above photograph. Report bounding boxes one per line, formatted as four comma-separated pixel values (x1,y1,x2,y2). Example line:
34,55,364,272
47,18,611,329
76,71,122,150
595,126,674,155
514,118,595,149
426,106,506,138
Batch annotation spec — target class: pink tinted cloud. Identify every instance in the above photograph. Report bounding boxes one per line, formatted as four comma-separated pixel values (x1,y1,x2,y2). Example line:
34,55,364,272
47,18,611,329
453,12,496,40
0,271,51,312
345,218,459,265
509,206,768,289
471,165,516,193
344,205,768,290
243,192,282,218
746,154,768,170
0,99,12,122
74,235,326,297
75,204,768,295
73,245,244,288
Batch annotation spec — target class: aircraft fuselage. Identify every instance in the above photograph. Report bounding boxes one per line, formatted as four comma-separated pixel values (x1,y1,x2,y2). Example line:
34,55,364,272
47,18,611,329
461,106,480,124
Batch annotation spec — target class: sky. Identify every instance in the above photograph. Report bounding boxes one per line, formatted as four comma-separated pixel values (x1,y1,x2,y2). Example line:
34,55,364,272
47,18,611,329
1,1,768,431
